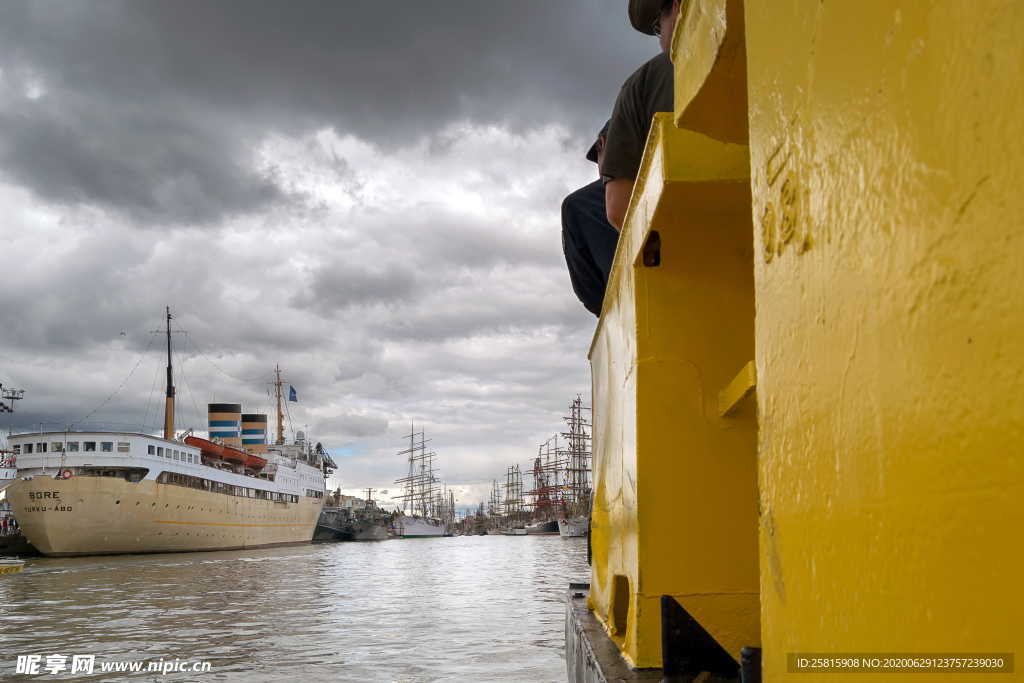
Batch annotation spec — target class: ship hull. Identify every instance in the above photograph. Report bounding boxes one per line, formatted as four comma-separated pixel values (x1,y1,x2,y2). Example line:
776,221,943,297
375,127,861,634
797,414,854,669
397,515,446,538
525,519,559,535
7,476,322,557
558,516,589,538
352,521,389,541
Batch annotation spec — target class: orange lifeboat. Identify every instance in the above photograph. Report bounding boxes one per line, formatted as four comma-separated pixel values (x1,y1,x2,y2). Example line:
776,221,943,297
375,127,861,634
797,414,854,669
221,446,248,465
245,453,267,470
184,436,224,458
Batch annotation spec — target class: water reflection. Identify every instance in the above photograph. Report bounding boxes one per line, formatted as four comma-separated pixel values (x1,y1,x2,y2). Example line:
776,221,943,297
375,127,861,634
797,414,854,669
1,536,588,682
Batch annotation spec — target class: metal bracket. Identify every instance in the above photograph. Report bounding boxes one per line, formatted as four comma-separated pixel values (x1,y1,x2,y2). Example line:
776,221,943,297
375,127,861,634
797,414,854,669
661,595,739,679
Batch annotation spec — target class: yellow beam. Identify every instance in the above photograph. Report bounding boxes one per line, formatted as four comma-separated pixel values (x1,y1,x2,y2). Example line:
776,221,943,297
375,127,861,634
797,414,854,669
589,115,758,668
718,360,756,417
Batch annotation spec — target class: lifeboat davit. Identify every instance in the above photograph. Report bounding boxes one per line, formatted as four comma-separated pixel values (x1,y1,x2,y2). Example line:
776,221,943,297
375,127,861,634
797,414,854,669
221,446,248,465
245,454,267,470
184,436,224,458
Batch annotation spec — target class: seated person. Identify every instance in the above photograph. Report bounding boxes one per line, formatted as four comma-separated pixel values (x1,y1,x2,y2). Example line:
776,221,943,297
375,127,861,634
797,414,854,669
561,122,619,317
602,0,680,229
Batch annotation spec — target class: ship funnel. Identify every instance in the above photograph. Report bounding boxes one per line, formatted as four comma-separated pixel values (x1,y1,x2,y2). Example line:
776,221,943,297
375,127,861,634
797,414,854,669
241,413,268,454
208,403,242,447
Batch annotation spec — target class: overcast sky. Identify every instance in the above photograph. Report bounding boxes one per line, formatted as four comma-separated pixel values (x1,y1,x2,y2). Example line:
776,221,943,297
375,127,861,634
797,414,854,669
0,1,657,509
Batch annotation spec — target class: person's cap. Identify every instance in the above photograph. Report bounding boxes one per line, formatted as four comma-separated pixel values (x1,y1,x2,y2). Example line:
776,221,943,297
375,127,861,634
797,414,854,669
629,0,664,35
586,120,611,163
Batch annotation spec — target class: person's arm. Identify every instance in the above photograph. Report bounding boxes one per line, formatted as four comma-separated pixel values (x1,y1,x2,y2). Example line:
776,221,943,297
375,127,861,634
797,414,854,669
605,178,633,230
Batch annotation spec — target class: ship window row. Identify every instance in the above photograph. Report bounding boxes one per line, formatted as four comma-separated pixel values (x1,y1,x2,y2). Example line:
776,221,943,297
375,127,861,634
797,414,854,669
305,489,324,498
158,471,299,503
16,441,121,454
146,444,198,464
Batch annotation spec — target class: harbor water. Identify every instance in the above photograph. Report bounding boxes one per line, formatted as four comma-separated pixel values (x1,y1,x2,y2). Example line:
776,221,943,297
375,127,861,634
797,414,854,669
0,536,588,681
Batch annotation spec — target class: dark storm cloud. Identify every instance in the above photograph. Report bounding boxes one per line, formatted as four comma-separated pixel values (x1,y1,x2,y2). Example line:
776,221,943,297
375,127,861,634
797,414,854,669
0,1,650,501
0,102,286,225
291,263,420,312
0,0,654,223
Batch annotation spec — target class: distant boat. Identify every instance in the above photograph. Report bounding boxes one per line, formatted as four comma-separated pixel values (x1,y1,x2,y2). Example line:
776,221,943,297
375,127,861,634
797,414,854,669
0,558,25,575
352,518,389,541
558,516,589,538
525,519,559,535
393,425,452,538
557,397,592,539
397,515,446,538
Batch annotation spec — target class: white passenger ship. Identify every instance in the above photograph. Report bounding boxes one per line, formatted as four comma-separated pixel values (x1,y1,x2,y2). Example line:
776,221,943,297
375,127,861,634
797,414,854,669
6,429,327,556
4,309,332,557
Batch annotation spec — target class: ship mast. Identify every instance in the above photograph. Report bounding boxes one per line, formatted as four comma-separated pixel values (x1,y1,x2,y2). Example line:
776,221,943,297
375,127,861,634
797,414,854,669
394,424,440,518
274,365,285,445
163,306,175,440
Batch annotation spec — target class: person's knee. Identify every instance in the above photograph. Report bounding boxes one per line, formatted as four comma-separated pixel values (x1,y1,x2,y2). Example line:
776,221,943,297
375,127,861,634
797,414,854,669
563,181,605,232
561,186,587,225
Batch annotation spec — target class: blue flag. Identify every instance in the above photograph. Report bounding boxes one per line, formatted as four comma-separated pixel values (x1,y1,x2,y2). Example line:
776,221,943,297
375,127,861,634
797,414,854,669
289,385,298,402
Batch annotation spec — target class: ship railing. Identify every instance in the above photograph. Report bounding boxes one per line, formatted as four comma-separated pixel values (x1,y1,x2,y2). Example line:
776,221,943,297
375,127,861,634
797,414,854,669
3,422,196,437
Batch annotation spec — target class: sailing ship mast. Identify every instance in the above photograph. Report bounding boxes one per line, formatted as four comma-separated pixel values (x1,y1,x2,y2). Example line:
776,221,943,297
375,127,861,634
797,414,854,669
274,365,285,445
394,424,440,518
163,306,175,440
561,395,592,514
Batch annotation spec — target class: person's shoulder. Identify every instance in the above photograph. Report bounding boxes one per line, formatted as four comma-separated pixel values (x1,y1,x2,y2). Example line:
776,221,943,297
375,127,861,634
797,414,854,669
621,52,672,91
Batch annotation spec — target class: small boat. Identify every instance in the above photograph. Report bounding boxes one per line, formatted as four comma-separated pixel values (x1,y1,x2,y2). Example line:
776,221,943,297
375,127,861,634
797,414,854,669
0,558,25,575
221,446,248,465
245,453,267,470
183,436,224,458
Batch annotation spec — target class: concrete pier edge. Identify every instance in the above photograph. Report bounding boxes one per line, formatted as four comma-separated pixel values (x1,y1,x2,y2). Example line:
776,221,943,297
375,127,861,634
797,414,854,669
565,583,662,683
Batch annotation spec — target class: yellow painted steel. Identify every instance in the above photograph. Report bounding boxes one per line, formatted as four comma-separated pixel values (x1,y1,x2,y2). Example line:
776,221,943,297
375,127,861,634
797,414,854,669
672,0,748,145
718,360,756,418
587,0,761,669
588,110,759,667
745,1,1024,680
585,0,1023,676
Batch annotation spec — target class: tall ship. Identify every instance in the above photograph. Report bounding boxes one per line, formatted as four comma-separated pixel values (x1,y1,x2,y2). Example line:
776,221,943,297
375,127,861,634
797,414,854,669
4,308,334,557
525,443,562,535
556,395,591,538
392,425,449,538
499,464,527,535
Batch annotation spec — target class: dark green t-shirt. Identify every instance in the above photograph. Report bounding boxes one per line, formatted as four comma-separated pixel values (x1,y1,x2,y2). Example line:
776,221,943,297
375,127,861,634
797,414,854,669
600,52,674,182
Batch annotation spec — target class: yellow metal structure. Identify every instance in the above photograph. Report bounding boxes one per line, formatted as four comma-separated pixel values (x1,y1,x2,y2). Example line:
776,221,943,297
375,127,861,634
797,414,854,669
746,0,1024,679
586,0,1023,677
589,106,759,670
